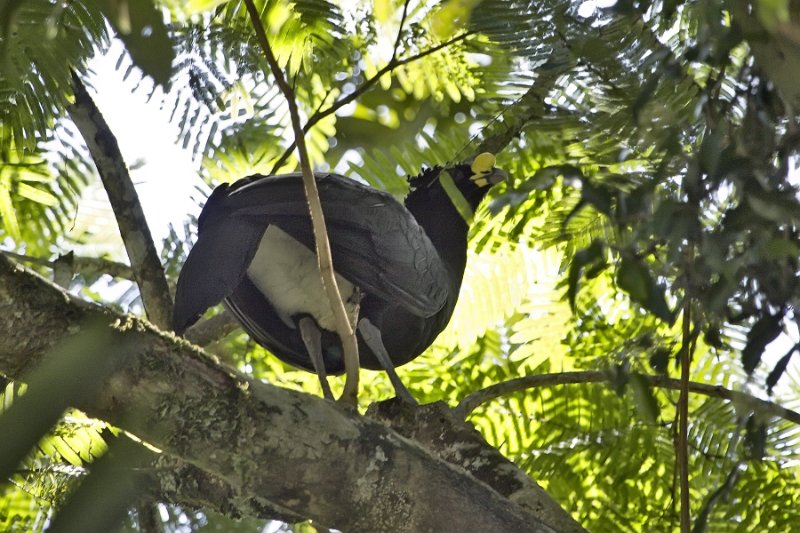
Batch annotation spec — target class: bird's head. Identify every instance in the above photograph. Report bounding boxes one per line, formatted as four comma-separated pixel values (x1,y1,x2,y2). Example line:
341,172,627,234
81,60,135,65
466,152,508,188
408,152,507,194
438,152,507,215
406,152,507,223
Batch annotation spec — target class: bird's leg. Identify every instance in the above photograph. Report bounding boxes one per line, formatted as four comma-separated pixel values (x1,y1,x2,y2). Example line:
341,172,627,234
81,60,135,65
357,318,417,404
298,316,334,400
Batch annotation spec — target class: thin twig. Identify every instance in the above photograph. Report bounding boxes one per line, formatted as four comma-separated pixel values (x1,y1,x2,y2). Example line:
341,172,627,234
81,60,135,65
675,210,698,532
68,73,173,330
678,294,693,532
269,30,474,174
392,0,412,60
454,370,800,426
1,250,136,281
244,0,361,404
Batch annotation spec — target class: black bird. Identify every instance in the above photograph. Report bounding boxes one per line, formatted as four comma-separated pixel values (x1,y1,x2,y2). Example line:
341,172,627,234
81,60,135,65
172,153,506,402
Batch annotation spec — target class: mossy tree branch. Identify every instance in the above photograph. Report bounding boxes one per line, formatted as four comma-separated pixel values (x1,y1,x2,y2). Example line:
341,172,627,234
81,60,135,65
0,255,562,532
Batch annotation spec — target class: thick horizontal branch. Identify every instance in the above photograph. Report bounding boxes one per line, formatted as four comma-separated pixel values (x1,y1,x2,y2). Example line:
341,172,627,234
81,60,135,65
455,370,800,426
367,400,586,533
0,255,558,532
147,453,304,523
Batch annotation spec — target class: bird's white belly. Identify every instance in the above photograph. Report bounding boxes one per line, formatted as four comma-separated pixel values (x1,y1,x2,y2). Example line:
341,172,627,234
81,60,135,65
247,225,357,331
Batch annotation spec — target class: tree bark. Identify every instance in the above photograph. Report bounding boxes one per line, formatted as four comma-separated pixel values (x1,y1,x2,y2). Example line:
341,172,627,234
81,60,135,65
68,73,173,330
0,255,570,532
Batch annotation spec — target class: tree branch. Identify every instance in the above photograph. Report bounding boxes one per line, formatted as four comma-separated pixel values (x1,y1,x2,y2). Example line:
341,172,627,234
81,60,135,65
455,371,800,426
244,0,360,403
1,250,135,281
391,0,412,62
184,310,240,347
67,72,173,330
147,453,305,524
0,255,557,532
677,285,694,533
367,400,586,533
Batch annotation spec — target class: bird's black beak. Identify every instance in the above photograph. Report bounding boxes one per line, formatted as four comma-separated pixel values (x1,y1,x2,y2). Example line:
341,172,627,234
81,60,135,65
486,168,508,185
470,167,508,188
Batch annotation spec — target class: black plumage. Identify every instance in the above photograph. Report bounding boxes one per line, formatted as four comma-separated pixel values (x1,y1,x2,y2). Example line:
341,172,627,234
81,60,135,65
173,157,506,400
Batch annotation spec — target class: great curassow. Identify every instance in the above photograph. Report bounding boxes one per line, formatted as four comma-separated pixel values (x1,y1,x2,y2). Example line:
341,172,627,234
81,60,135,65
172,153,506,402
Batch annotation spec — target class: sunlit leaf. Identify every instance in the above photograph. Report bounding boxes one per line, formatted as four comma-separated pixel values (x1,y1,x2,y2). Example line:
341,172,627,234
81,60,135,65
742,313,783,374
87,0,174,86
15,182,58,206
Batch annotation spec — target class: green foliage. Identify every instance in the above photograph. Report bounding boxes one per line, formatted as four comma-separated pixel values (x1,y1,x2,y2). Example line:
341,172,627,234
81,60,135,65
0,381,112,532
2,0,800,531
0,1,106,155
0,1,105,249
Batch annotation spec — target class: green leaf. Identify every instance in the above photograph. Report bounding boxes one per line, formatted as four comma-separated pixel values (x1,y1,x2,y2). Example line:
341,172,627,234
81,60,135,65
163,0,231,16
616,257,673,324
644,281,673,325
373,0,392,24
746,192,800,224
631,74,660,121
431,0,479,39
742,313,783,374
0,321,118,481
580,181,613,216
703,326,725,349
766,347,795,394
568,239,606,311
15,182,57,206
47,435,152,533
617,256,650,303
762,238,800,260
756,0,790,32
629,373,660,424
0,179,20,240
0,0,25,44
699,122,726,178
648,348,670,374
744,414,767,460
439,169,474,224
530,165,584,190
89,0,174,86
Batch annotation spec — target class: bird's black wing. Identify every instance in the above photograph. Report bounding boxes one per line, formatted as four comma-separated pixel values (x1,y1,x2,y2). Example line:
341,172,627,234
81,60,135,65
172,183,267,333
224,173,450,318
